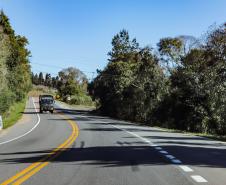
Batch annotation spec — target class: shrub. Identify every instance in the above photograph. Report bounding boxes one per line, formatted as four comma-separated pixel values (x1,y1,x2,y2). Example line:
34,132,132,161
69,94,93,106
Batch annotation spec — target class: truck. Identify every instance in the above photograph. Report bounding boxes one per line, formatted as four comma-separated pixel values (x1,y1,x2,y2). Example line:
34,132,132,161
39,95,55,113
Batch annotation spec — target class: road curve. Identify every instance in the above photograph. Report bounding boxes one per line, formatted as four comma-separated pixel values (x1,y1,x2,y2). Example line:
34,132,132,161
0,98,226,185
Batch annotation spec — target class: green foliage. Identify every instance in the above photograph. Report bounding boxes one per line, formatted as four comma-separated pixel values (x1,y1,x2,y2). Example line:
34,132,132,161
32,72,59,89
44,73,51,86
92,30,167,123
56,67,92,106
0,10,14,35
31,67,92,106
38,72,44,85
57,67,87,96
32,73,39,85
92,24,226,136
0,10,31,118
0,89,15,115
94,61,136,116
108,29,139,63
154,23,226,135
2,98,26,129
69,94,93,106
158,37,183,69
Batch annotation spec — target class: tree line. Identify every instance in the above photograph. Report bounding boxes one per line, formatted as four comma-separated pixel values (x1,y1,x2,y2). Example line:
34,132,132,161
32,72,59,88
0,11,32,115
90,23,226,135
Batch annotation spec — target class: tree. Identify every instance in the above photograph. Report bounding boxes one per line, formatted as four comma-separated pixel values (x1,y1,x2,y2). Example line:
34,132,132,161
0,10,31,114
44,73,51,86
51,76,57,88
205,23,226,61
157,37,183,72
38,72,44,85
93,31,167,123
58,67,87,84
178,35,200,55
32,73,39,85
108,29,139,63
57,67,88,98
93,23,226,135
155,23,226,134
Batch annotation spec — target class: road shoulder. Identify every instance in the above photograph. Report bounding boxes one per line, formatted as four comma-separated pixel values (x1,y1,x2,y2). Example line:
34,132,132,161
0,97,40,145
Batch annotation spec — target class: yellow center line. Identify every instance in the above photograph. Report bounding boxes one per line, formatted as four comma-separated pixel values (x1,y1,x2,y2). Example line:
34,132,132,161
0,113,79,185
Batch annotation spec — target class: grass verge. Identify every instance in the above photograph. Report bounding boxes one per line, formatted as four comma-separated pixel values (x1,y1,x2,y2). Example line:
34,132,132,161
57,100,96,111
2,98,26,129
153,126,226,142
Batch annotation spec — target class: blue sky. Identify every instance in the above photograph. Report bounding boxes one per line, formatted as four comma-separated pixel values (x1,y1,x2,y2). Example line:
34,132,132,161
0,0,225,79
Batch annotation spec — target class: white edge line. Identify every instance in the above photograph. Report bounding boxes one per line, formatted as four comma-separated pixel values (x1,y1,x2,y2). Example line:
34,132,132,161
0,97,40,145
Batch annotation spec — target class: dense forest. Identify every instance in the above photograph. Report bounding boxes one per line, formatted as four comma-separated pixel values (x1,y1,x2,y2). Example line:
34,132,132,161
91,23,226,135
0,11,31,116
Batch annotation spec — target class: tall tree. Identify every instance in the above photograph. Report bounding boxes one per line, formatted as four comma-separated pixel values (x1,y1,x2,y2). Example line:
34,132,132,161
44,73,52,86
38,72,44,85
93,30,167,122
57,67,88,97
108,29,139,63
157,37,183,72
0,10,31,114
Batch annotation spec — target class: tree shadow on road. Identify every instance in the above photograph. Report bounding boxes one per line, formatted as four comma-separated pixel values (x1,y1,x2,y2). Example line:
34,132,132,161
1,144,226,169
0,145,165,169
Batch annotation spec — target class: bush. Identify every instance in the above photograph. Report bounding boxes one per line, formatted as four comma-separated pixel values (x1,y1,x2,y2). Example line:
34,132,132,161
0,89,15,115
69,94,93,106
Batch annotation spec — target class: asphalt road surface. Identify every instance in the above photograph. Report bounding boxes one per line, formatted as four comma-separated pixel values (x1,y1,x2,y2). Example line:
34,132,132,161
0,97,226,185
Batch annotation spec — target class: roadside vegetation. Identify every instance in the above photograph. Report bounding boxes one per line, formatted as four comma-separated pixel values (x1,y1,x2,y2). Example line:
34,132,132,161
2,99,27,129
0,11,31,128
90,23,226,136
32,67,94,106
29,85,57,97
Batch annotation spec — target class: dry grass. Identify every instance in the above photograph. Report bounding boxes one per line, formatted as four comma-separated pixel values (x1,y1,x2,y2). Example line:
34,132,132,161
29,85,57,97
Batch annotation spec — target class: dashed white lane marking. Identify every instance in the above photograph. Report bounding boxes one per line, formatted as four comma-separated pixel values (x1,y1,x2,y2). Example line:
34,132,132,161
111,125,152,144
171,159,182,164
150,144,158,147
159,150,168,154
191,175,208,183
75,116,207,183
179,165,193,172
0,98,40,146
165,155,175,159
155,147,162,150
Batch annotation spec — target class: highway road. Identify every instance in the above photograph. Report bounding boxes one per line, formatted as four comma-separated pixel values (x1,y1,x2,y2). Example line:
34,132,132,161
0,97,226,185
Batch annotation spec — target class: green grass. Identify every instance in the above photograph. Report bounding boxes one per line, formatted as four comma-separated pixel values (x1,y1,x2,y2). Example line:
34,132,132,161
2,98,27,129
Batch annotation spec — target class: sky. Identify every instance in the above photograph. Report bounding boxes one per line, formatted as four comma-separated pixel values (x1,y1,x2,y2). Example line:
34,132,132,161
0,0,225,79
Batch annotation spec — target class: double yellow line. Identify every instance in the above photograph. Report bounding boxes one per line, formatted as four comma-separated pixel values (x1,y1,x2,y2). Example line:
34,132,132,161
1,114,79,185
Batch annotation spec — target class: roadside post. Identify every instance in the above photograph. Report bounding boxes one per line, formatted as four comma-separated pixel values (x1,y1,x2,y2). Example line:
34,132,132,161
0,115,3,130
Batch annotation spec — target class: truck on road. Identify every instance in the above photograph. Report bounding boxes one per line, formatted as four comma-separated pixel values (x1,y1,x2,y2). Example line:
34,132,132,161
39,95,55,113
